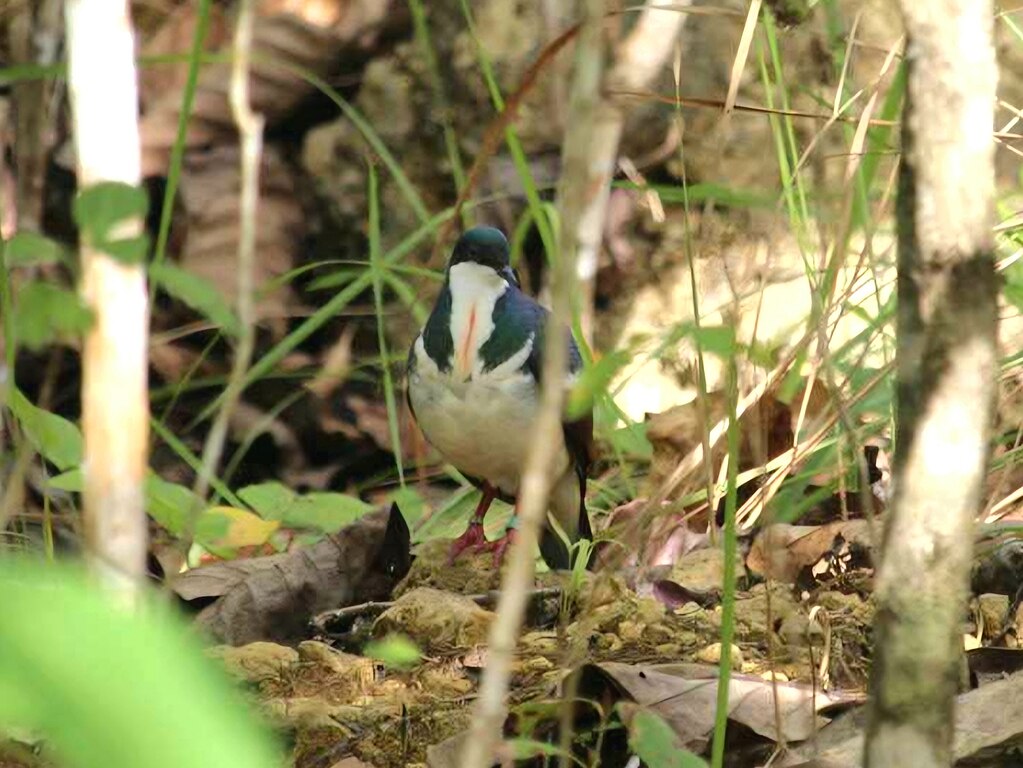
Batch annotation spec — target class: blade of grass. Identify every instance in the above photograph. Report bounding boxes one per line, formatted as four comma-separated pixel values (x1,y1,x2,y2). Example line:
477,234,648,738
190,0,263,516
367,162,406,487
710,365,740,768
150,418,242,508
150,0,212,278
408,0,471,228
761,10,811,227
193,208,461,423
455,0,557,263
383,271,431,326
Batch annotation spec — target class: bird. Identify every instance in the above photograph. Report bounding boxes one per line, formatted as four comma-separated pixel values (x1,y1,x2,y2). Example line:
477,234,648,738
406,226,593,570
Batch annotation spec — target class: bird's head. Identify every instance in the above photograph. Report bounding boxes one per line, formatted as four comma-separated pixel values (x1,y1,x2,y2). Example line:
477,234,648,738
448,227,518,285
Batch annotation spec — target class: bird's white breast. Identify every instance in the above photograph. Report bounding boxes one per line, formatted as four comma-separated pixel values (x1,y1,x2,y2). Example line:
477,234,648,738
447,261,506,381
409,351,554,496
409,261,573,500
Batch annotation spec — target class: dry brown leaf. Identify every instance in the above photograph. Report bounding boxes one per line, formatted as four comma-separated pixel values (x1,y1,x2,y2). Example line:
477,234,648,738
746,520,878,584
645,378,831,498
575,661,864,754
178,143,302,326
595,497,710,569
173,504,410,645
780,670,1023,767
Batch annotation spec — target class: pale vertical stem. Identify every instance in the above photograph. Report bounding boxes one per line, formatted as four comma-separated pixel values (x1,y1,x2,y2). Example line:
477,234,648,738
574,0,689,341
456,3,605,766
864,0,999,765
66,0,148,594
192,0,263,506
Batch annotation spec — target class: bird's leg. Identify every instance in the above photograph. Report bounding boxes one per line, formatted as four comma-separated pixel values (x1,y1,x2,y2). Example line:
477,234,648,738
479,505,519,567
447,484,498,563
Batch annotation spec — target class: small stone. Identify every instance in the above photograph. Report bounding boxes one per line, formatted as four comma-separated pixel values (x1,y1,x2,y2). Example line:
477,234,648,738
647,623,676,643
521,631,559,655
636,597,667,624
263,696,352,732
418,667,474,696
619,621,645,643
514,656,555,675
596,633,624,653
374,587,494,652
670,548,746,594
696,642,743,666
978,593,1010,634
297,640,376,690
207,642,298,683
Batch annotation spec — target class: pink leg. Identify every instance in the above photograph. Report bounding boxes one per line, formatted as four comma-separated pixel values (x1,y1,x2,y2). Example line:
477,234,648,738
478,505,519,567
447,484,498,563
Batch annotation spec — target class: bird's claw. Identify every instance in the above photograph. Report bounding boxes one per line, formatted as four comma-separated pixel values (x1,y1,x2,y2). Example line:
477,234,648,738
447,522,488,564
478,529,516,568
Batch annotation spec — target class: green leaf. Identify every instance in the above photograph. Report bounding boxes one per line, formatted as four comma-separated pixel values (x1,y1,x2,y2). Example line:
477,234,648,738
238,482,374,533
0,559,282,768
7,388,83,470
145,475,199,535
72,182,151,265
306,269,363,292
48,469,84,493
567,350,631,420
149,262,240,337
624,708,708,768
192,510,231,552
363,633,421,669
277,492,373,532
605,421,652,460
388,486,426,527
102,237,150,265
506,738,582,764
1004,281,1023,314
690,324,737,359
12,281,94,350
4,232,68,268
196,506,279,553
237,481,297,517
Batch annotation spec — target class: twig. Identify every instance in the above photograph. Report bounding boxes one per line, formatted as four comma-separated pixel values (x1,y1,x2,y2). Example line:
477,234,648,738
66,0,148,595
309,587,563,635
457,3,604,766
573,0,690,340
190,0,263,507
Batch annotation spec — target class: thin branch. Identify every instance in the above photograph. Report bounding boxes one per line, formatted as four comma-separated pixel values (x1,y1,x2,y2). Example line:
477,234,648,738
191,0,263,506
457,2,605,765
574,0,690,340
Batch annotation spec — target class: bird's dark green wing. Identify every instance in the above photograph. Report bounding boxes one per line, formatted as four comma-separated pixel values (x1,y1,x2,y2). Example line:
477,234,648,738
488,289,595,567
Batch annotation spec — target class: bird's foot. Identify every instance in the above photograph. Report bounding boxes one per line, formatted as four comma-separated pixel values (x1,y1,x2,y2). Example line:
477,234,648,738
479,528,517,568
447,522,489,564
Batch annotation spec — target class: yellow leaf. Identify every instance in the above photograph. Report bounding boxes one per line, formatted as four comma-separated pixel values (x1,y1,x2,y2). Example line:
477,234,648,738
198,506,279,549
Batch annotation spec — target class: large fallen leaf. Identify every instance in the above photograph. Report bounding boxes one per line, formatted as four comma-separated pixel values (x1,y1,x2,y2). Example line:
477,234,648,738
171,504,411,645
779,669,1023,767
574,661,863,755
